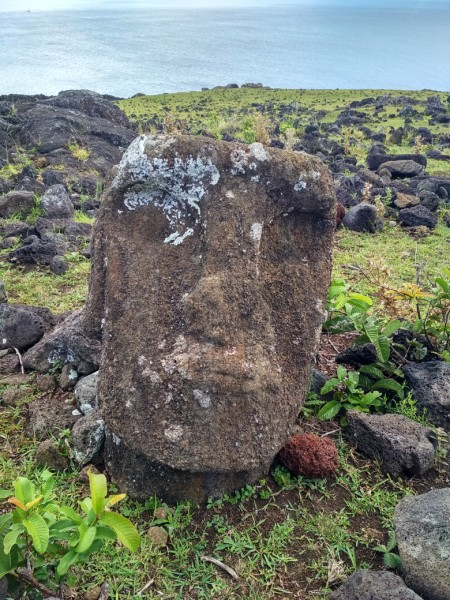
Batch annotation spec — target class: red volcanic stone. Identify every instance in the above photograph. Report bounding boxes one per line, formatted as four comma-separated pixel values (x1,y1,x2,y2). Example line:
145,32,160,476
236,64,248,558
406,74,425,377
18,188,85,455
278,433,339,478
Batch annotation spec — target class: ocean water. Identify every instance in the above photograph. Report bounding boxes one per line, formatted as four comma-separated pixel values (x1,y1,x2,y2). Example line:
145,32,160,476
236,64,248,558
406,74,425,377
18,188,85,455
0,2,449,97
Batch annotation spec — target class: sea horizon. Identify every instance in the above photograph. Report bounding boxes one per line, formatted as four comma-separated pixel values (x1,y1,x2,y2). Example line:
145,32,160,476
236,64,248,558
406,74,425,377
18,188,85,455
1,2,449,96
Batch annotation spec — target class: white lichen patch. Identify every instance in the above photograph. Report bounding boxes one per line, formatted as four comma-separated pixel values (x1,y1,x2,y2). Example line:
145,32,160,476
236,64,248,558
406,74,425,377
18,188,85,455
250,222,263,242
225,190,235,199
115,136,220,245
142,368,162,384
164,424,184,442
112,433,121,446
193,389,212,409
230,148,249,175
164,228,194,246
294,180,307,191
250,143,269,162
251,175,260,182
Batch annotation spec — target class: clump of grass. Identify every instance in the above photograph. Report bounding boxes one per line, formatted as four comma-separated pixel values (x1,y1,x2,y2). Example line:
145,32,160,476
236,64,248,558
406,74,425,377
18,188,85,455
67,141,91,162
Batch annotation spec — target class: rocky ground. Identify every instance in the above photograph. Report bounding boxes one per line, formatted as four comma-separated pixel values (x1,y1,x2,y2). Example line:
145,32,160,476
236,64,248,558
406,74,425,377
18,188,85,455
1,88,450,599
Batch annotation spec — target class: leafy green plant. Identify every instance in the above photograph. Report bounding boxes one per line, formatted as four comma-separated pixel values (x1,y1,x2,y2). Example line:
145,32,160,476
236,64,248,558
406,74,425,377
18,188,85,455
374,530,403,570
0,469,140,595
67,141,90,162
317,366,384,424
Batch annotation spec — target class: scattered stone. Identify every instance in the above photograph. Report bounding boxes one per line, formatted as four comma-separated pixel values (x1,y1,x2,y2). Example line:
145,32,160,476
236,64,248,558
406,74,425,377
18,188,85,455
0,282,6,303
377,160,424,178
0,190,35,218
346,411,437,478
74,371,98,414
35,373,56,392
154,507,171,520
309,369,331,398
278,433,339,478
23,310,101,375
78,464,100,483
71,409,105,465
402,361,450,431
367,152,426,171
398,205,438,229
50,255,69,276
394,488,450,600
418,191,440,212
35,439,69,471
393,193,420,209
0,304,49,350
0,577,8,600
336,343,377,366
341,203,382,233
59,364,78,391
27,394,79,439
329,569,423,600
146,526,169,547
1,384,33,407
8,237,60,266
84,586,102,600
84,134,336,502
41,184,74,219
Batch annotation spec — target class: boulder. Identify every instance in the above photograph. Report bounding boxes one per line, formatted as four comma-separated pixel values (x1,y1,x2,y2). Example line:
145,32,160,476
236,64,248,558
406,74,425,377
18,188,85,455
330,569,423,600
398,205,438,229
346,411,437,478
27,394,80,439
402,361,450,431
0,282,6,304
341,203,382,233
394,488,450,600
74,371,98,414
41,184,74,219
23,310,101,375
367,152,427,171
336,343,377,366
8,238,60,266
35,439,69,471
0,304,53,351
84,134,336,502
71,409,105,465
393,193,420,209
377,160,424,179
0,190,35,218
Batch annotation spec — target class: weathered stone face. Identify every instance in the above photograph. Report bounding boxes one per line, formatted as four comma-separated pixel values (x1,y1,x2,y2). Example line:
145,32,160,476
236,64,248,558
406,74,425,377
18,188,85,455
84,135,335,503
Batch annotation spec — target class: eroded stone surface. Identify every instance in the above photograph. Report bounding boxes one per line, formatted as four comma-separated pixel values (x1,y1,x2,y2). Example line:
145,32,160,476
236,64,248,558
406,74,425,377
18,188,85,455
84,134,335,502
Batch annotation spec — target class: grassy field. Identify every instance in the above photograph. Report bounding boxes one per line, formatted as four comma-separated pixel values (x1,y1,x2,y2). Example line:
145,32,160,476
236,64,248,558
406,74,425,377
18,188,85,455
1,88,450,599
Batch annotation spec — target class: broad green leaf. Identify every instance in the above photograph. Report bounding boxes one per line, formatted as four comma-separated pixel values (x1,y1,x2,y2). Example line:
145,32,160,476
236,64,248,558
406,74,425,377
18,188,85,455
336,365,347,380
95,525,117,540
99,512,140,551
59,505,83,524
365,323,390,362
78,538,104,557
57,550,79,576
359,365,385,380
317,400,342,421
0,490,11,500
13,477,34,505
354,333,370,346
23,513,49,554
347,370,360,385
383,320,402,338
76,525,97,554
88,471,107,516
435,278,449,293
79,497,93,516
50,519,77,535
348,292,373,306
3,523,24,554
371,378,404,399
320,378,339,395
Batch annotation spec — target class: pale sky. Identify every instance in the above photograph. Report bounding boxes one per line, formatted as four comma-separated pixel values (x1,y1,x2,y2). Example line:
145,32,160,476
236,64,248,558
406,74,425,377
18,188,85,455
0,0,440,10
